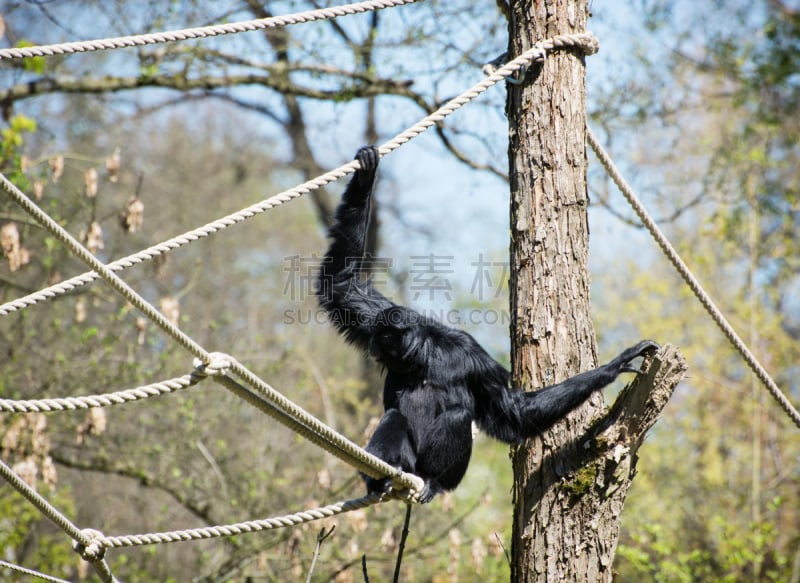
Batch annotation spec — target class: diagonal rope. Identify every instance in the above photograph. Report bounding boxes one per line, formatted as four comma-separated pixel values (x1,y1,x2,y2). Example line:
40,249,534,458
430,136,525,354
0,456,87,543
587,126,800,430
0,560,72,583
0,0,420,61
206,354,424,492
0,32,599,318
0,458,119,583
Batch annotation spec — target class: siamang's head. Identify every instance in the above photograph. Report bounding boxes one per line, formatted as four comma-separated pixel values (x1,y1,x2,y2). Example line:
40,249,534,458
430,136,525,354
369,306,427,372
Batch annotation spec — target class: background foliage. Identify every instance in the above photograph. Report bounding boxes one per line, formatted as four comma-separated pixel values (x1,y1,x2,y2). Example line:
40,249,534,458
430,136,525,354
0,0,797,581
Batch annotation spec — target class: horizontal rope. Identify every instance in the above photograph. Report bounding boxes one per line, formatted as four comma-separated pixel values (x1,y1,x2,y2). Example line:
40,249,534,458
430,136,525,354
0,32,598,319
98,492,394,549
0,371,205,413
0,0,420,60
587,126,800,430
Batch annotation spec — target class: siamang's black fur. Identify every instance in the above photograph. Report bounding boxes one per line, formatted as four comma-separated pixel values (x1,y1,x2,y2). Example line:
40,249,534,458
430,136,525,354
317,146,658,502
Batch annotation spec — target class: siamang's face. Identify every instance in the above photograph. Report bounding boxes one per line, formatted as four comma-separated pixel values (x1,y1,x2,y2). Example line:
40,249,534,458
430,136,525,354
370,325,407,359
369,308,423,372
370,324,415,372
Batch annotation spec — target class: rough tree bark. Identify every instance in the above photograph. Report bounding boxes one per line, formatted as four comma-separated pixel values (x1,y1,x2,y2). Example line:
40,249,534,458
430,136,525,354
507,1,687,581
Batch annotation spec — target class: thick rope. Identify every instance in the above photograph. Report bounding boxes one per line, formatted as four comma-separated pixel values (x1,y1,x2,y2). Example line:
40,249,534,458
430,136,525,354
86,557,119,583
587,127,800,430
0,32,599,318
0,0,420,61
0,371,205,413
205,354,424,494
376,33,597,154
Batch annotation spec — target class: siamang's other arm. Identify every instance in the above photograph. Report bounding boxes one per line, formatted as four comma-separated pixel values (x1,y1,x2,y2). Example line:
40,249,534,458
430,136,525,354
317,146,401,352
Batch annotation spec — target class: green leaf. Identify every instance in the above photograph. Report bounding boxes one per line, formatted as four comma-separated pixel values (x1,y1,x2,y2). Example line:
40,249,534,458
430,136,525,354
16,40,46,74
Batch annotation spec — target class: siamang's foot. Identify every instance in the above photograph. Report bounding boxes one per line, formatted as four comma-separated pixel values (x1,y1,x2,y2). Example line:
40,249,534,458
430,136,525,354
355,145,380,186
415,482,435,504
414,479,446,504
364,475,393,497
364,472,439,504
619,340,660,374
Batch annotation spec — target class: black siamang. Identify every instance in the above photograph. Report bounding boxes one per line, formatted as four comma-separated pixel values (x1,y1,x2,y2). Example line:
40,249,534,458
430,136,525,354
317,146,658,503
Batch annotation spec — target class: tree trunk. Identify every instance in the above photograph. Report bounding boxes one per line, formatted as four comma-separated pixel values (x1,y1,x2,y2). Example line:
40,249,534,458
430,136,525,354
507,1,686,581
507,0,598,575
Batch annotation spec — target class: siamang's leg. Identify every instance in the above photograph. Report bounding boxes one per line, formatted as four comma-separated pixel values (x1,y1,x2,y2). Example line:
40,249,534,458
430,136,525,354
363,409,416,495
518,340,659,436
549,339,659,393
413,408,474,503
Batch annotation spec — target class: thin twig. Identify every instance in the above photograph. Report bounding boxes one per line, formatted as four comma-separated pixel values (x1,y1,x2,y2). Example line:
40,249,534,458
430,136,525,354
361,554,370,583
393,504,413,583
494,531,511,566
306,525,336,583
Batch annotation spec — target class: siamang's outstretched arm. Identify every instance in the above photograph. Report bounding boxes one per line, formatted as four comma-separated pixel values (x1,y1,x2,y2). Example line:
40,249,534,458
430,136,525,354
318,146,397,351
471,340,660,443
323,147,378,277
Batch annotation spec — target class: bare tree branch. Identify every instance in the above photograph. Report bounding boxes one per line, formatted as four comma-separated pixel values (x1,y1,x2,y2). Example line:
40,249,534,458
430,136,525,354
435,125,508,180
50,447,231,540
595,344,687,446
0,72,418,105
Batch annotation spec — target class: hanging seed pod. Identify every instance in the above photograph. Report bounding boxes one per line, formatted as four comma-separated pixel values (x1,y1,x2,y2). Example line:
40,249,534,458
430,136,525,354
471,537,488,571
12,458,37,488
75,297,87,323
32,180,44,200
121,195,144,233
41,455,58,489
136,316,147,345
106,147,121,182
160,296,180,326
84,167,98,198
1,222,30,271
86,221,104,255
49,155,64,183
